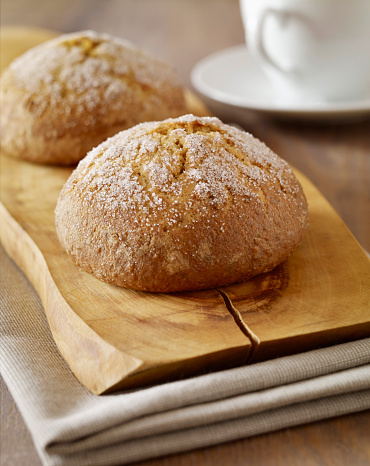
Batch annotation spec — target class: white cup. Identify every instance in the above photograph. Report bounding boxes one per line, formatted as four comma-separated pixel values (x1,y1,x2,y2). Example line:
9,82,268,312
239,0,370,103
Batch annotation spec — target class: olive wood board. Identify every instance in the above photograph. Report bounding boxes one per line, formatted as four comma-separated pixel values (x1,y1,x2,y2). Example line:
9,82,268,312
1,27,370,394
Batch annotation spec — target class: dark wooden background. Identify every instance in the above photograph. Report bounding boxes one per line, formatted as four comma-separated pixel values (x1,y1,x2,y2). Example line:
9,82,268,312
1,0,369,465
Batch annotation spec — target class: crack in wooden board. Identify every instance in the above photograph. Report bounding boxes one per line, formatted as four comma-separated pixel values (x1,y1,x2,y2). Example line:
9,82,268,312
216,288,260,363
219,171,370,363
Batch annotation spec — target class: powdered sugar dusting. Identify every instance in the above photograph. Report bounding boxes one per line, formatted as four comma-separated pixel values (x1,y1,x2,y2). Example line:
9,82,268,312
63,114,301,232
7,30,185,122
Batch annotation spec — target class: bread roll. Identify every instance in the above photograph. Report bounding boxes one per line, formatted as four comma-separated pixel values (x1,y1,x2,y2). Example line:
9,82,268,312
55,114,309,292
0,30,186,165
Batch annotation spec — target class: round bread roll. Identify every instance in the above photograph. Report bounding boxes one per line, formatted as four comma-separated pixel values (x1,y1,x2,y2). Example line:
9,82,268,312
0,30,186,165
55,114,309,292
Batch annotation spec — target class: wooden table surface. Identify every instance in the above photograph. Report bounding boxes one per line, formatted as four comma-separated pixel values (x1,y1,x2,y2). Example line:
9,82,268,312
1,0,369,465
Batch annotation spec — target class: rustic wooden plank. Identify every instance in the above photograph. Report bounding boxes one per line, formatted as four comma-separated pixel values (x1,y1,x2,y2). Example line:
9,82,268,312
1,26,369,397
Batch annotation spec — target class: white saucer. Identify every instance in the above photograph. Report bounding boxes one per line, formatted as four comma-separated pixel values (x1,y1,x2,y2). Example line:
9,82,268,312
191,45,370,122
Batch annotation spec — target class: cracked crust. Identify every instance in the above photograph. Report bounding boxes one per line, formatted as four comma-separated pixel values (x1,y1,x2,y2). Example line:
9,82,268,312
55,114,309,292
0,30,186,165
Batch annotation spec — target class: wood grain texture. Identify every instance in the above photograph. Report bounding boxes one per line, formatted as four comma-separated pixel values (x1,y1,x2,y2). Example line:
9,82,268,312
1,26,369,394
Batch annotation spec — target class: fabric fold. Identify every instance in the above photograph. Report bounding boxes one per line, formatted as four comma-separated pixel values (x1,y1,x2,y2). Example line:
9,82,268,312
48,365,370,455
45,390,370,466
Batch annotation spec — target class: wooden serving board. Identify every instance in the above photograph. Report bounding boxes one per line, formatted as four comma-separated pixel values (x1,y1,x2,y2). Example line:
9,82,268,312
1,27,370,394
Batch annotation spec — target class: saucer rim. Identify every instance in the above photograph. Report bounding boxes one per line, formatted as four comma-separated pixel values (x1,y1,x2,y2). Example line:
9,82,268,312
191,45,370,116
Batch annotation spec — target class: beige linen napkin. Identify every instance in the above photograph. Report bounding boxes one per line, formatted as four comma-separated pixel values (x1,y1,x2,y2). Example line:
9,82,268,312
1,245,370,466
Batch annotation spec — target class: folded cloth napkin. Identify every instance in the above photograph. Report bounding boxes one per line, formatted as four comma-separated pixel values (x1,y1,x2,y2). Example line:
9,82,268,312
1,245,370,466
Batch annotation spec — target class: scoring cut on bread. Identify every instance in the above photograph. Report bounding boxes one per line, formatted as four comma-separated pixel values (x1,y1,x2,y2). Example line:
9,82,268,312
55,114,309,292
0,30,186,165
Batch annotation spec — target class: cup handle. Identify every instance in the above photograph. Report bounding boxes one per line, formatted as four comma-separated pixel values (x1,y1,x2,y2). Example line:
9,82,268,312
255,8,301,73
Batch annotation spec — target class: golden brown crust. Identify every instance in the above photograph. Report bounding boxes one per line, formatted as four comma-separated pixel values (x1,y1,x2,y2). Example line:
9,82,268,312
0,30,186,165
55,114,309,292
